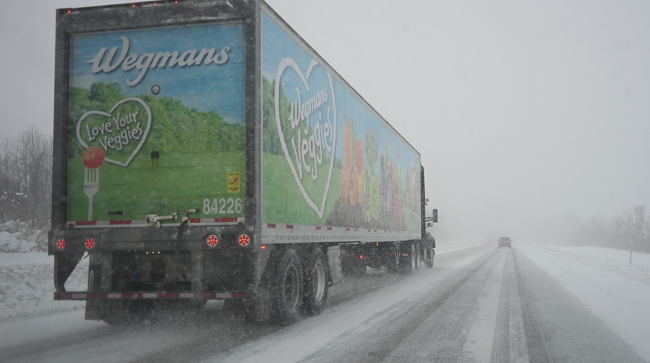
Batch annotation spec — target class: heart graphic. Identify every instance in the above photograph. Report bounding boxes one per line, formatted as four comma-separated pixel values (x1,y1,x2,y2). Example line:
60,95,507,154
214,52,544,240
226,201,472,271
76,97,152,167
274,58,337,218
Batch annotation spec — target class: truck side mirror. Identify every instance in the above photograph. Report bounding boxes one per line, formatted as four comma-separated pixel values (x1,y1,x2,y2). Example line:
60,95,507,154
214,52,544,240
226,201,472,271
431,209,438,223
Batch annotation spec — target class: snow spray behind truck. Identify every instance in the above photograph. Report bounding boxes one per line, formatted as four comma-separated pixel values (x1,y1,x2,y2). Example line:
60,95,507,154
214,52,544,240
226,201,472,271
50,0,437,324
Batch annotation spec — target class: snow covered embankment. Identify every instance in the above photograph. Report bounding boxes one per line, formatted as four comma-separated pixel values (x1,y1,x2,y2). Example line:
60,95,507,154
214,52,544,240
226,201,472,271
0,220,47,253
526,245,650,285
0,221,87,321
0,252,87,321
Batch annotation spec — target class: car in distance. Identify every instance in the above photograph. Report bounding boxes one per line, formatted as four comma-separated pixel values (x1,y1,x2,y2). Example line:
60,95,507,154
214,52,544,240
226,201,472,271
498,237,512,248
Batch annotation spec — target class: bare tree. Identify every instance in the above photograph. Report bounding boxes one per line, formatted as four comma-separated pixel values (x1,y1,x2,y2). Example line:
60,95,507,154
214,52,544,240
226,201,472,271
572,205,649,252
0,126,52,229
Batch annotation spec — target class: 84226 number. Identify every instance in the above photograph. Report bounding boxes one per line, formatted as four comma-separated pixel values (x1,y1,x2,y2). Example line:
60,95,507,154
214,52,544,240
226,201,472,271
202,198,243,215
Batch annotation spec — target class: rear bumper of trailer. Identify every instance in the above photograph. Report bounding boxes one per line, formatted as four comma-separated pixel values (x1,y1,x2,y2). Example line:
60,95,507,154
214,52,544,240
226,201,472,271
55,291,248,300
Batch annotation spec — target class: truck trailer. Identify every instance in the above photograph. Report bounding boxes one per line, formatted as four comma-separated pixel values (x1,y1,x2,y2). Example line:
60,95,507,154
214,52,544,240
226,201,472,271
50,0,436,325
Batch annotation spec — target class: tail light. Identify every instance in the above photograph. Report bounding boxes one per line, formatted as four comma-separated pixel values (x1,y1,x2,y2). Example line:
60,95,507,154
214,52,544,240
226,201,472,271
238,234,250,247
206,234,219,247
85,238,95,249
56,239,65,250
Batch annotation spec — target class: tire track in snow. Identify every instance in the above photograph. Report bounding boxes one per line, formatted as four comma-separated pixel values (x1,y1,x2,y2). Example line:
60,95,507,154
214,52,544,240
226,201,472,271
490,254,510,363
511,251,550,363
297,248,498,363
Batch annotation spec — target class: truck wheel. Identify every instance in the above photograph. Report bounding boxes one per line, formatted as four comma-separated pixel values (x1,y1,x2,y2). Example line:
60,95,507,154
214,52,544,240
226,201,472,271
303,248,329,316
402,243,418,274
424,246,434,268
271,249,303,324
387,244,401,273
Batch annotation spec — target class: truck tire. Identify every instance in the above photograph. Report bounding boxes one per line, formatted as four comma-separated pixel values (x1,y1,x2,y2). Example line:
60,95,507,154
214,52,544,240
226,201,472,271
402,243,418,274
424,246,434,268
387,244,401,273
271,249,303,324
303,248,329,316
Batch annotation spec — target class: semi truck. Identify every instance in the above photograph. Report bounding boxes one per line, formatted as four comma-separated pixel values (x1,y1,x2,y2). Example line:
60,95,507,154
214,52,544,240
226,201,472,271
49,0,437,325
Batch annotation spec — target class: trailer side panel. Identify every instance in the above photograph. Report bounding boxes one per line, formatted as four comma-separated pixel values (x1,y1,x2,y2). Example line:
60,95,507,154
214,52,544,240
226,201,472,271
260,9,422,244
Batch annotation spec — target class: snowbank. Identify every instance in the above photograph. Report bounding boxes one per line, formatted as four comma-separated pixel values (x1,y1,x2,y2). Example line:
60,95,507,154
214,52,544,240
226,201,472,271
0,231,36,252
0,252,88,321
533,245,650,285
0,220,47,252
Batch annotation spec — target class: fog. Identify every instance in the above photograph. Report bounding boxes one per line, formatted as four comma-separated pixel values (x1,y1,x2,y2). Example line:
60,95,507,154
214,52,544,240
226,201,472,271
2,0,649,244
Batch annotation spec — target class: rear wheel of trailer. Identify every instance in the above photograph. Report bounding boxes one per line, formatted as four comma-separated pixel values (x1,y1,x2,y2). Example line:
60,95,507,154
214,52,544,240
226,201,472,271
271,249,304,324
423,245,435,268
402,243,419,274
387,243,401,274
303,247,329,316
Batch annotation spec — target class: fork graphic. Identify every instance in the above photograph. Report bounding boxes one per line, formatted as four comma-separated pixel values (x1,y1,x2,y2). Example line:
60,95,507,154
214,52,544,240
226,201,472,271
84,167,100,221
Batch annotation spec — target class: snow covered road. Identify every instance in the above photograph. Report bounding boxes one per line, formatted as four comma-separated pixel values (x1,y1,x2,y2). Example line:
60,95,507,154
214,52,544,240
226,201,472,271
1,244,648,362
518,246,650,362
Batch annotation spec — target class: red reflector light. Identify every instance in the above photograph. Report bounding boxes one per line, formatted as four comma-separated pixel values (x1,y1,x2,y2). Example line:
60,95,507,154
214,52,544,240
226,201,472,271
359,255,364,259
56,239,65,250
238,234,250,247
206,235,218,247
85,238,95,249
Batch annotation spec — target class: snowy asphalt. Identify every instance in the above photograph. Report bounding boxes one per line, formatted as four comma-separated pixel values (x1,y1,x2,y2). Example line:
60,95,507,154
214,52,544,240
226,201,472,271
0,244,647,363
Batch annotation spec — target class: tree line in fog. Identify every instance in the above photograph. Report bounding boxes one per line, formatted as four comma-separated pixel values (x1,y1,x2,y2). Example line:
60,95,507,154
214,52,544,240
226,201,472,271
574,205,650,253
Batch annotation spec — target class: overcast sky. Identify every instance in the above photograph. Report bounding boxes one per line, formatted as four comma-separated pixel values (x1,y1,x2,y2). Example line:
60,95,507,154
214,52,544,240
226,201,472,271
2,0,649,243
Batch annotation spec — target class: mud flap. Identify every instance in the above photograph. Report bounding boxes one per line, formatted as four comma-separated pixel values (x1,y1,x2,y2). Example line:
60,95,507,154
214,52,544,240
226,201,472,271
251,285,272,322
85,255,103,320
327,245,343,285
54,252,84,292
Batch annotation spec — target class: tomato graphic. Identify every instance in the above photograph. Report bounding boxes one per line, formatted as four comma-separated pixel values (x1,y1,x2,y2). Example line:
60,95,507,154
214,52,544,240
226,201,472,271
82,146,105,169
